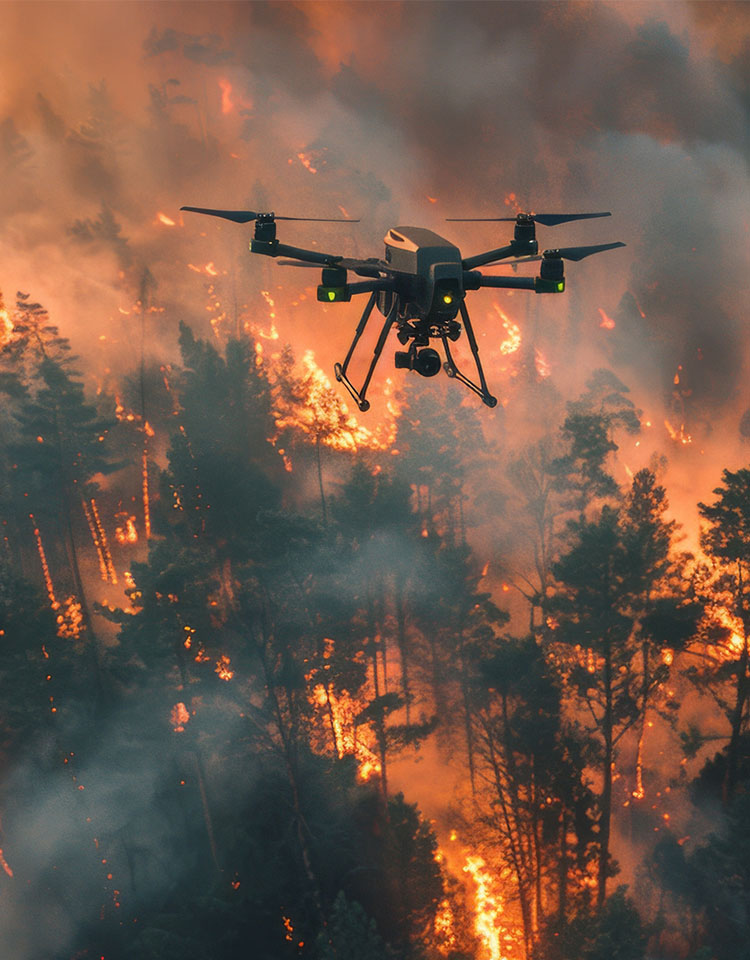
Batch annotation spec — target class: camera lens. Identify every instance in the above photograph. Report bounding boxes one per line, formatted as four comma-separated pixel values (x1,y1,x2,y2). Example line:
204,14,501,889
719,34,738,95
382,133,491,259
414,348,441,378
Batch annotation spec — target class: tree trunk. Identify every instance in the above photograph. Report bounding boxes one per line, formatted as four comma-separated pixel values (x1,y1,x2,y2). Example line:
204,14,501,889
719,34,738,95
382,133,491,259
597,649,614,909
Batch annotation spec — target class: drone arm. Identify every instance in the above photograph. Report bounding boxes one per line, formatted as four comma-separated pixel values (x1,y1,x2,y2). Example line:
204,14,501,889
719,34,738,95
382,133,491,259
462,244,518,270
250,239,344,265
474,275,537,291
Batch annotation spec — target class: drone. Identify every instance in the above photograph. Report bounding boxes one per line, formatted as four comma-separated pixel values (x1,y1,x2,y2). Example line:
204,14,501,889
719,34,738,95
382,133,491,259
181,205,625,411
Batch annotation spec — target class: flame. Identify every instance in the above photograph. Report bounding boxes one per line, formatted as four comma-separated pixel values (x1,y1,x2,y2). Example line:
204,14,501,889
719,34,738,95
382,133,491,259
715,607,746,658
598,307,616,330
31,519,59,611
82,498,117,584
297,151,318,174
142,444,151,540
0,297,13,348
115,513,138,545
157,212,176,227
434,898,458,954
215,655,234,682
0,848,13,879
56,596,84,640
273,350,397,453
492,304,521,356
534,348,551,378
664,419,692,445
462,854,515,960
171,702,190,732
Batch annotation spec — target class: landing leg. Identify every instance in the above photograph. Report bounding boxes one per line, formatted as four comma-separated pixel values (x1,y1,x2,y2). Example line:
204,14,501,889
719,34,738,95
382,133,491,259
441,302,497,407
334,298,397,412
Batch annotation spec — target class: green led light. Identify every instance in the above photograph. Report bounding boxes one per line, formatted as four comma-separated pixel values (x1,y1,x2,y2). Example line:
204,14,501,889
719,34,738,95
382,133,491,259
556,281,565,292
327,290,336,301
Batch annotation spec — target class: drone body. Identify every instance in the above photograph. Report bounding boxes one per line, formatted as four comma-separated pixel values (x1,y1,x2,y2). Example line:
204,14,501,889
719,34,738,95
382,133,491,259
181,206,625,411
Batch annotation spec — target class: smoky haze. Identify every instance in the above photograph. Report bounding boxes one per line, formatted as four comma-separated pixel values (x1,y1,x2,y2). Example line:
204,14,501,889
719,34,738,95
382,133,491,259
0,1,749,956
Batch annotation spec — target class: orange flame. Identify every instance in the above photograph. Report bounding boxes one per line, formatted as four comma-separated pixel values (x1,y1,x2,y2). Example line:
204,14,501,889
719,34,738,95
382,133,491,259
215,655,234,682
534,348,551,378
31,519,59,611
0,299,13,348
492,304,521,355
157,212,176,227
171,702,190,732
115,513,138,545
598,307,616,330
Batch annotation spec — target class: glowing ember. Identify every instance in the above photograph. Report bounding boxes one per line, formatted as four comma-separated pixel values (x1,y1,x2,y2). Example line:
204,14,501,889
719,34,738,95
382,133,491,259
219,78,233,114
82,498,117,584
157,212,176,227
215,655,234,682
715,607,746,658
598,307,616,330
171,702,190,733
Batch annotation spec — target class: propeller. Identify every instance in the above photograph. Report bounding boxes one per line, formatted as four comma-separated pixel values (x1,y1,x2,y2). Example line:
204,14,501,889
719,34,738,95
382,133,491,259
483,241,626,268
181,206,358,223
446,212,611,226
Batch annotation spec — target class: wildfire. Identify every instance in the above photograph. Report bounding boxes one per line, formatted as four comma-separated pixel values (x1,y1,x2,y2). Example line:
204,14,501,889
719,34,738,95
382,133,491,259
157,212,176,227
0,848,13,879
434,898,458,954
142,444,151,540
297,151,319,174
504,192,523,215
598,307,616,330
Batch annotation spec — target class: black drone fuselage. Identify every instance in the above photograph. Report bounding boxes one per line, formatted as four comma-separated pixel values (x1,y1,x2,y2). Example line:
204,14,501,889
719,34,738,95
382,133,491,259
180,204,625,411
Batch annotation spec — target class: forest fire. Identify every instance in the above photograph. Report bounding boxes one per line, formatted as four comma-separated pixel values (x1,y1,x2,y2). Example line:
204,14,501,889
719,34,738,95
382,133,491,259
0,4,748,960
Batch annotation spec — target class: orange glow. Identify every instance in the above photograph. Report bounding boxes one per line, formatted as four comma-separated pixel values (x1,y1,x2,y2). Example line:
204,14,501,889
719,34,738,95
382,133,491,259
0,299,13,348
219,78,233,114
171,702,190,733
82,498,117,584
715,607,747,658
598,307,616,330
0,848,13,879
157,212,176,227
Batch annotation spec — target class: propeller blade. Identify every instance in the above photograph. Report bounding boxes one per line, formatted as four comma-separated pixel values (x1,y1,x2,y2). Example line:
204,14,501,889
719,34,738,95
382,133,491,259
181,206,359,223
277,259,321,268
446,212,612,226
544,241,626,261
181,206,260,223
481,241,626,269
